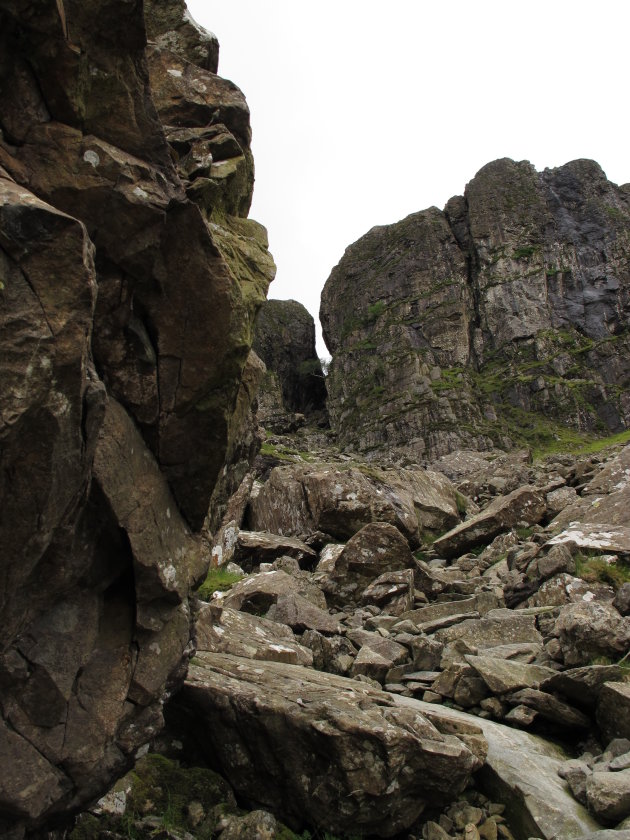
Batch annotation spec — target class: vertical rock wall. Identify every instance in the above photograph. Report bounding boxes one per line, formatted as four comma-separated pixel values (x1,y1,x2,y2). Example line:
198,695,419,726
0,0,274,831
321,159,630,459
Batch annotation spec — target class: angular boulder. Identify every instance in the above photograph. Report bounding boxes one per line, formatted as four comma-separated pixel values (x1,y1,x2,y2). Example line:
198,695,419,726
433,486,546,559
319,522,414,607
195,604,313,666
178,652,479,837
221,569,327,614
248,462,460,546
597,682,630,742
553,602,630,666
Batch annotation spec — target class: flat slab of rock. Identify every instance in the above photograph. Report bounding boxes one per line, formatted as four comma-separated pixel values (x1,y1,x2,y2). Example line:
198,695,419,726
547,523,630,555
180,652,478,837
233,531,317,570
397,596,481,627
393,696,601,840
465,655,556,694
434,610,542,649
433,486,546,559
221,569,327,614
195,604,313,666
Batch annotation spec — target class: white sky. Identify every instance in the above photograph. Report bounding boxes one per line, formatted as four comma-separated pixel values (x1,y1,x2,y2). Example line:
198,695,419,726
186,0,630,358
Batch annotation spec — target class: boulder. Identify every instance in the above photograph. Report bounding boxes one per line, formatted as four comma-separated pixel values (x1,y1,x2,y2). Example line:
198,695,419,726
614,583,630,616
433,487,546,559
301,631,358,676
360,569,415,615
248,462,460,546
221,569,327,614
465,655,556,695
539,665,625,710
597,682,630,742
195,604,313,666
266,593,343,636
179,652,479,837
434,610,543,649
522,572,615,608
551,446,630,529
586,770,630,822
506,689,591,730
319,522,414,607
553,601,630,666
233,531,317,571
395,696,601,840
547,524,630,556
350,638,409,683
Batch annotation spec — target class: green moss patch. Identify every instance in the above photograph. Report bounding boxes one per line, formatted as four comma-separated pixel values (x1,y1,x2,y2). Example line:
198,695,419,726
197,567,243,601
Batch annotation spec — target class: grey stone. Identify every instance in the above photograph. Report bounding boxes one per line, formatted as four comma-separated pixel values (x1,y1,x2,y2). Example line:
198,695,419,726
586,769,630,822
598,682,630,742
180,652,478,837
395,695,601,839
195,604,313,666
465,655,556,694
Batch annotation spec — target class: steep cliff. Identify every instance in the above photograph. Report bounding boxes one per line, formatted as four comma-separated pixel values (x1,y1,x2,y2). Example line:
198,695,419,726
321,159,630,460
253,299,327,428
0,0,273,831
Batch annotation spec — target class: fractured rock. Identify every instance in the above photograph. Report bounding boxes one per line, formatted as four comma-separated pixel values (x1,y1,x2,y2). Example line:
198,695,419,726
433,487,546,559
195,603,313,666
179,652,478,837
319,522,414,607
597,682,630,742
233,531,317,571
465,655,556,695
553,601,630,666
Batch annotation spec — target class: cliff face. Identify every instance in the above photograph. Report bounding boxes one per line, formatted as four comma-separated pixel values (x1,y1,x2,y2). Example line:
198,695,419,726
0,0,273,830
253,299,328,421
320,159,630,459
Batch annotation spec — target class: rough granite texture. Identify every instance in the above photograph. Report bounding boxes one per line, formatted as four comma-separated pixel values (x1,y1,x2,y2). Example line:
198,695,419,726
320,158,630,459
0,0,273,831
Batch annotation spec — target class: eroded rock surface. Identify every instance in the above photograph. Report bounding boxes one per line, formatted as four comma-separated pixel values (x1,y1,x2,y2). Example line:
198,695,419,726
0,0,273,830
179,652,479,837
321,158,630,461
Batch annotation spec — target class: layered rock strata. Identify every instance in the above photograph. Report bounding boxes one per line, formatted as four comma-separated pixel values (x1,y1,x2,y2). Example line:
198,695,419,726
0,0,273,831
321,159,630,460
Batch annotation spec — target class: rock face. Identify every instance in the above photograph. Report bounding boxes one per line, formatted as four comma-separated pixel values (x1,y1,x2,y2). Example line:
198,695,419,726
0,0,273,831
320,158,630,460
253,298,327,419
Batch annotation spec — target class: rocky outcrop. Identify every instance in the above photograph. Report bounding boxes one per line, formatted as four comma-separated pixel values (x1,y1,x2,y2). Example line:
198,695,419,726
253,299,327,423
321,158,630,460
0,0,273,831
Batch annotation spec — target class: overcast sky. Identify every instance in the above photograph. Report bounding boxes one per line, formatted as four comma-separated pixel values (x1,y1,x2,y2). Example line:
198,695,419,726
186,0,630,357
